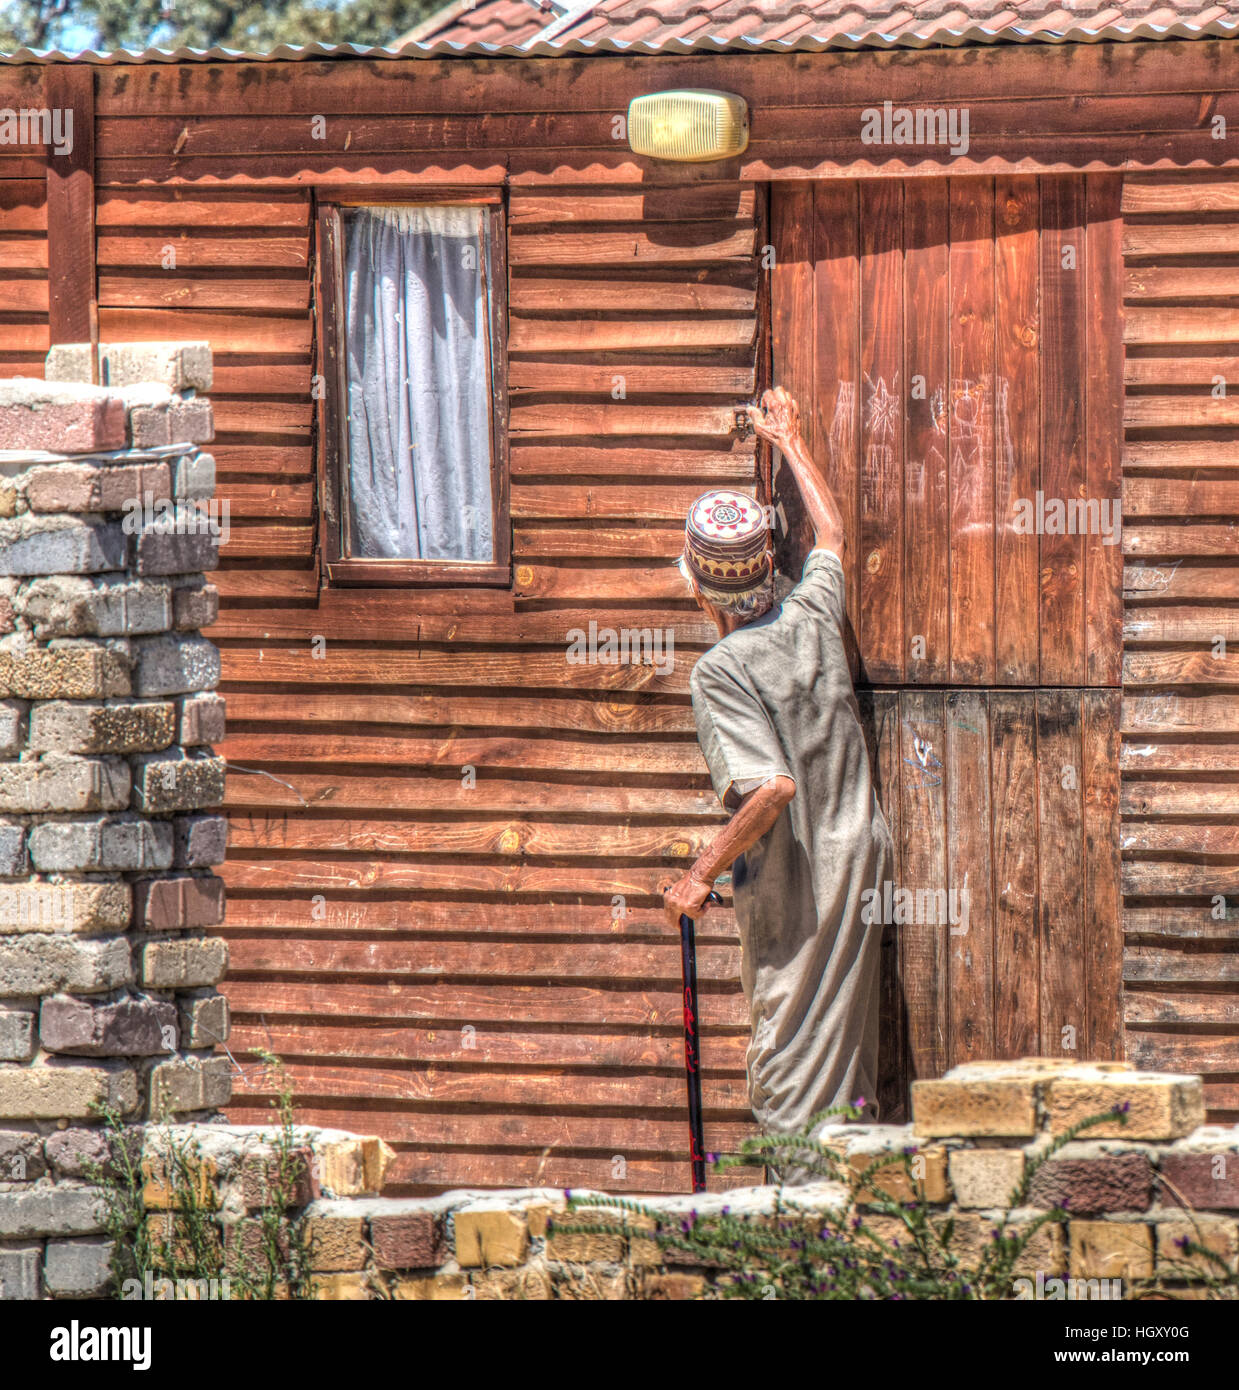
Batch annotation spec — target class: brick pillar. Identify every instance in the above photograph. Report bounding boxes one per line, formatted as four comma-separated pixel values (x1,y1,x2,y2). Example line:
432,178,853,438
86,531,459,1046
0,342,228,1299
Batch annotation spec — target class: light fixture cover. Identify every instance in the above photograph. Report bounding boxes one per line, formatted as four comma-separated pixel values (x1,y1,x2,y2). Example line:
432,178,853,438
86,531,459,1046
627,90,749,163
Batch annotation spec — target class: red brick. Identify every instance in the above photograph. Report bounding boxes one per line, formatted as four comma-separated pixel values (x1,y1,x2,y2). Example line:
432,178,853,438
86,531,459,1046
239,1148,313,1209
370,1212,447,1270
132,874,225,931
1160,1153,1239,1212
1028,1155,1155,1214
0,380,126,452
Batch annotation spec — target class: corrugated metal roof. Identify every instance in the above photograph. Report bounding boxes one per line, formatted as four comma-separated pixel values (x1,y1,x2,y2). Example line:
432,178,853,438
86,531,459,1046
0,3,1236,61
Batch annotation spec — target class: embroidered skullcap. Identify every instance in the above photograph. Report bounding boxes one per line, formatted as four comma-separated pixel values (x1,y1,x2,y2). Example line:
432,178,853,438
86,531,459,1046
681,489,771,594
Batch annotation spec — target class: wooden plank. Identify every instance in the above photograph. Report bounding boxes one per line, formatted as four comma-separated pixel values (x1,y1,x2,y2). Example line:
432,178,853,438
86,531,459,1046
1037,691,1085,1058
1125,395,1239,428
97,307,311,355
507,317,755,354
1124,352,1239,387
1084,690,1123,1060
221,975,744,1030
1085,175,1124,688
1123,477,1239,516
1123,945,1239,985
508,359,755,396
990,692,1040,1058
222,770,718,820
770,181,815,588
223,932,738,983
903,178,951,684
0,181,48,230
1121,175,1239,212
222,897,736,939
899,690,948,1081
510,439,756,480
510,269,756,314
1122,692,1239,733
226,814,715,862
1125,264,1239,299
96,233,308,268
947,178,997,685
1124,525,1239,558
1122,779,1239,817
510,186,758,224
1123,220,1239,255
1125,306,1239,343
218,726,701,771
858,179,903,683
223,857,713,899
858,691,906,1122
96,190,310,226
508,403,737,439
90,46,1239,119
945,691,994,1066
992,175,1039,685
44,64,96,350
809,180,860,630
97,275,309,312
509,224,756,266
1039,175,1087,686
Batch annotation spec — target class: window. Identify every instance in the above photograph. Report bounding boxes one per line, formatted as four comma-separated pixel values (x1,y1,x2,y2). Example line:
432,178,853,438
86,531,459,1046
316,196,509,585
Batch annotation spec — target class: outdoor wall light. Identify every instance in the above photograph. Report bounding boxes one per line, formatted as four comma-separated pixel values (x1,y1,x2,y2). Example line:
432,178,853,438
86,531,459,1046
627,90,749,162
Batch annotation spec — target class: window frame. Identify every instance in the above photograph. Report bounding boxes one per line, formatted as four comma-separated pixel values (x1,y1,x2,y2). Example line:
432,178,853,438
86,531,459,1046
314,191,511,587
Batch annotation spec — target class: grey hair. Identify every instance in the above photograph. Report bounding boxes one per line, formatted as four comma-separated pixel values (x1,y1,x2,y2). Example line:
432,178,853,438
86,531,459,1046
679,554,775,621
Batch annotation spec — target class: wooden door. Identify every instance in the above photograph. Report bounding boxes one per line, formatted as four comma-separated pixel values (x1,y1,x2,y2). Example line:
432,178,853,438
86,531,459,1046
771,178,1125,1118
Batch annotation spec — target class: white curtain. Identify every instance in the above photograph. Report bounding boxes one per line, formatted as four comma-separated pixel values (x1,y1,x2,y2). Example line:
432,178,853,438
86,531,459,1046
343,205,495,561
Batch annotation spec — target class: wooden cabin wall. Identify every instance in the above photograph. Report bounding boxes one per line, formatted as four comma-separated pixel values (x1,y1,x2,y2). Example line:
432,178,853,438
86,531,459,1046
2,42,1235,1187
89,170,764,1192
0,69,51,379
771,178,1127,1117
1121,171,1239,1122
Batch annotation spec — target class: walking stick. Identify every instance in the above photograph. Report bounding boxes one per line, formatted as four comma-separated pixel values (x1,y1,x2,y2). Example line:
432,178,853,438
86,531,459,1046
679,890,722,1194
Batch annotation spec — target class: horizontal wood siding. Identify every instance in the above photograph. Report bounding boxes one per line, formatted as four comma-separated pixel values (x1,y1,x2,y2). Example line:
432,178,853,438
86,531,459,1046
1121,173,1239,1120
0,180,49,377
92,182,764,1192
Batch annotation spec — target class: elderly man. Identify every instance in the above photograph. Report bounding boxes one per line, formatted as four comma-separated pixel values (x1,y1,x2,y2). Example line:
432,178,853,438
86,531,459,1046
664,387,894,1154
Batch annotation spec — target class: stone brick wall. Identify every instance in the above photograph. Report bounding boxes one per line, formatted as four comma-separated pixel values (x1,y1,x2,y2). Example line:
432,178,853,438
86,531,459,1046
28,1060,1230,1301
0,342,229,1298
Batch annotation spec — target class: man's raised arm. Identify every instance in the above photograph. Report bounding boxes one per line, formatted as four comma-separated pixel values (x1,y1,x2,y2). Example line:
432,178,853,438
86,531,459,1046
747,387,846,558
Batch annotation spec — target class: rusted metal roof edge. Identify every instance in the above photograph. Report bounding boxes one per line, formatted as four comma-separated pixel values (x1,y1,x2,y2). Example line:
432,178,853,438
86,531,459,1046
0,16,1236,64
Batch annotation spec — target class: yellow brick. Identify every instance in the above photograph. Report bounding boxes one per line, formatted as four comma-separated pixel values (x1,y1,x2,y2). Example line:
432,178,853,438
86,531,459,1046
948,1148,1026,1209
140,1153,217,1211
546,1229,626,1263
144,1211,223,1268
643,1272,706,1300
305,1215,366,1273
455,1207,529,1268
1155,1217,1238,1278
1069,1221,1155,1281
393,1273,470,1301
313,1135,394,1196
550,1265,634,1300
312,1272,371,1301
1047,1075,1204,1141
472,1266,553,1300
911,1078,1038,1138
950,1213,1066,1277
527,1201,563,1239
851,1146,949,1204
